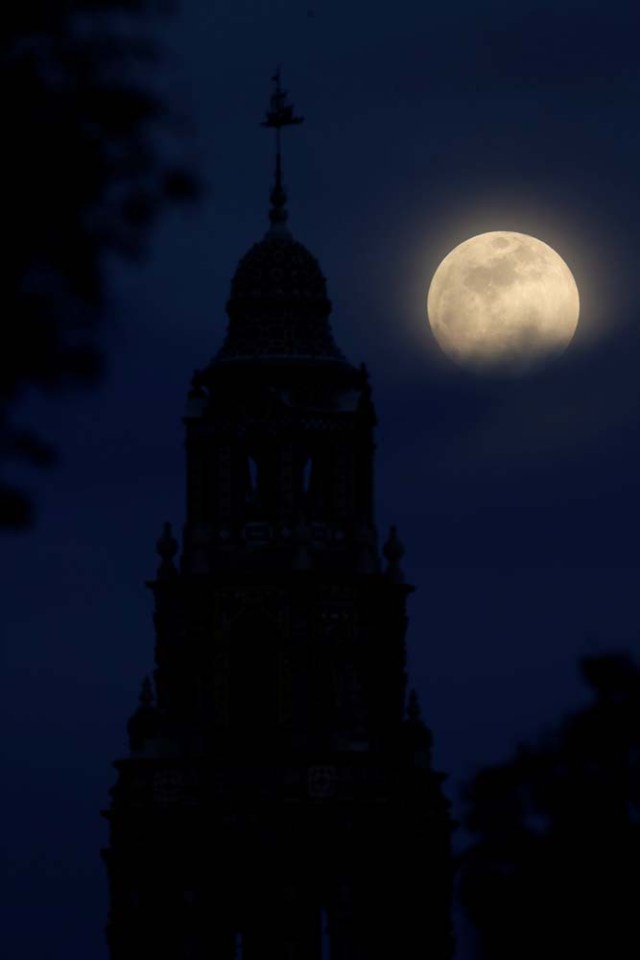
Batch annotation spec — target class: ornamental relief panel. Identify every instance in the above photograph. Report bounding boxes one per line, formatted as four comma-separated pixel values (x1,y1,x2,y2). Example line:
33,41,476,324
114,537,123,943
307,765,337,799
152,769,184,806
317,603,355,643
318,583,356,602
213,588,289,632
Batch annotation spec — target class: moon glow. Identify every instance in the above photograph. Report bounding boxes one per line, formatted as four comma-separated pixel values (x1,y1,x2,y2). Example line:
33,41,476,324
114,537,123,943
427,232,580,373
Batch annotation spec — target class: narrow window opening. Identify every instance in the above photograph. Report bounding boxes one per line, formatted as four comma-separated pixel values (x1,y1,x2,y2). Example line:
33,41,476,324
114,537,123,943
321,906,331,960
248,456,258,493
235,931,244,959
303,456,313,495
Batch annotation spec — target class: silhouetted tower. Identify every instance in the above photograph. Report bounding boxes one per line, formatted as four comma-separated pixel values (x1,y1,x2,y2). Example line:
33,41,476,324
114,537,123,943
103,74,453,959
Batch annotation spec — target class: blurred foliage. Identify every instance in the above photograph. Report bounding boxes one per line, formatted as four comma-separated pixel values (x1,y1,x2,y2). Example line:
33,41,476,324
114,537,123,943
459,651,640,959
1,0,197,527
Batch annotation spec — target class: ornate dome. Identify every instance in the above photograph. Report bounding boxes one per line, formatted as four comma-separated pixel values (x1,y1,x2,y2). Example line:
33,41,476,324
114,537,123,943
230,232,328,304
217,229,344,361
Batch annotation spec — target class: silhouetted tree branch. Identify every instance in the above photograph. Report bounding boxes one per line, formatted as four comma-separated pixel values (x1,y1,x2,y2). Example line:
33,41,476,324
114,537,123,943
459,652,640,959
2,0,197,527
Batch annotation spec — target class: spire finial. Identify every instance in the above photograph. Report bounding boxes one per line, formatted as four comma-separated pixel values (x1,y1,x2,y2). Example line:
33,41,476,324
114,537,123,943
261,69,303,233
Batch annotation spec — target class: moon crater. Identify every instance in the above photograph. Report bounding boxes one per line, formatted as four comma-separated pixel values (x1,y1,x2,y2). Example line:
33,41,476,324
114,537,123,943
427,231,579,374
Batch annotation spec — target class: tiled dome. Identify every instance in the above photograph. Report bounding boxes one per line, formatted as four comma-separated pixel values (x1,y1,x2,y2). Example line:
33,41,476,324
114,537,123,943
217,230,344,361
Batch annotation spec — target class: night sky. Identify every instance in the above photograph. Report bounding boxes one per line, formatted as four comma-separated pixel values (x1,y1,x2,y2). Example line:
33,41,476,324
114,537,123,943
4,1,640,956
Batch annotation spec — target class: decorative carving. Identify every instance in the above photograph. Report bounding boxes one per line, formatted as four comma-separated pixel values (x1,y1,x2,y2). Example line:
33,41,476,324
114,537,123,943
156,522,178,578
186,371,207,417
319,604,352,641
152,769,183,805
308,765,337,799
243,521,272,544
216,587,287,627
127,676,159,754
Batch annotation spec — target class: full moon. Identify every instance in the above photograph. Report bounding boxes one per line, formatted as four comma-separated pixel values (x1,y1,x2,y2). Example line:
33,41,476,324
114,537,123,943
427,231,580,374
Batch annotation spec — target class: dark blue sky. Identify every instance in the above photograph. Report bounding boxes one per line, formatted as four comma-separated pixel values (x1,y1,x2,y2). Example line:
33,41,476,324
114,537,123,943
4,1,640,956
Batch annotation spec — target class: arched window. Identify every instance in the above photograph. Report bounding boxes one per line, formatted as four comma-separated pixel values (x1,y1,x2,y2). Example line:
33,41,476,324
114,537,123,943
321,906,331,960
302,456,313,495
246,456,259,502
235,931,244,959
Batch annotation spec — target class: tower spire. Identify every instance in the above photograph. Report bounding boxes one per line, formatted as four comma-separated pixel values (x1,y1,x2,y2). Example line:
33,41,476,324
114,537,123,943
261,69,303,232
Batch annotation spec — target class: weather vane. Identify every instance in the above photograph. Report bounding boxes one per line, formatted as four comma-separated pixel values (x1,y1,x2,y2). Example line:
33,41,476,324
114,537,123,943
262,69,303,230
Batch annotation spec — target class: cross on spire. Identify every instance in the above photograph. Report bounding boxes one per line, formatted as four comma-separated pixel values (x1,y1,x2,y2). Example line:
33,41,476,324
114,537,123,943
261,69,303,231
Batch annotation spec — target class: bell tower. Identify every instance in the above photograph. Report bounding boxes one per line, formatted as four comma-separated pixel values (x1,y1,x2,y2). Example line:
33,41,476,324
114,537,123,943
103,74,454,959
